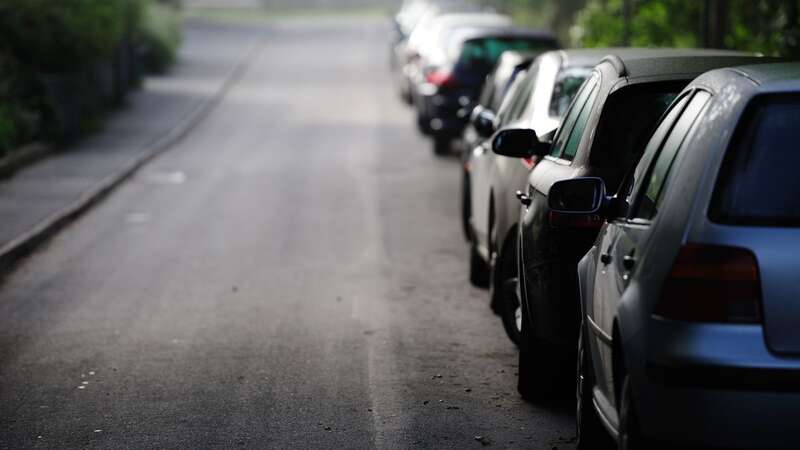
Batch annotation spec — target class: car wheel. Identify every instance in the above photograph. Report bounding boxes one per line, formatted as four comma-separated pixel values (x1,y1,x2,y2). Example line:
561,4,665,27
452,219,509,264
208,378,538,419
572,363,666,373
401,87,412,105
461,169,472,242
433,136,451,155
416,113,432,135
618,375,646,450
576,323,613,449
493,236,521,345
517,269,565,401
469,242,490,288
499,278,521,346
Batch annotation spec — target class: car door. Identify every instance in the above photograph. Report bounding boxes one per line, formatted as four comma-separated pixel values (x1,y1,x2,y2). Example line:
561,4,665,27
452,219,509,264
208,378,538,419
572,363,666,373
588,90,712,409
472,67,536,255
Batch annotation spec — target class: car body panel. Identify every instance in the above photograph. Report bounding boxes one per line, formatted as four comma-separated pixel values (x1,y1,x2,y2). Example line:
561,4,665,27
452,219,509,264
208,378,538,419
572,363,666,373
577,62,800,448
411,26,558,139
519,50,768,354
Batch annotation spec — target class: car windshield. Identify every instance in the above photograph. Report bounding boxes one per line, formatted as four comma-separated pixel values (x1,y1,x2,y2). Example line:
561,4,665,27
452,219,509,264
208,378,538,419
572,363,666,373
711,94,800,226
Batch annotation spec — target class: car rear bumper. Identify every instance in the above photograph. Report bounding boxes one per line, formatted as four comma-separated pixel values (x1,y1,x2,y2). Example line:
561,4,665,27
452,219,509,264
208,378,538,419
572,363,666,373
631,319,800,448
418,88,468,136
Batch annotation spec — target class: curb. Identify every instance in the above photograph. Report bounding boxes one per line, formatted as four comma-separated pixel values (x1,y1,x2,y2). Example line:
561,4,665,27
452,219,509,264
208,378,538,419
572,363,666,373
0,36,263,277
0,143,54,181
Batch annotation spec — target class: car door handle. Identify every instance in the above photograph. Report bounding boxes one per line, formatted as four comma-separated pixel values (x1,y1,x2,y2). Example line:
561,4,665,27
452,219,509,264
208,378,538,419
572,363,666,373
515,190,532,207
600,253,612,265
623,255,636,271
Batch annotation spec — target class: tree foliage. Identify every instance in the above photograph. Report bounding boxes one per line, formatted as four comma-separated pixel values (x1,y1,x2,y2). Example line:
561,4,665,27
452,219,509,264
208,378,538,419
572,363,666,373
572,0,800,56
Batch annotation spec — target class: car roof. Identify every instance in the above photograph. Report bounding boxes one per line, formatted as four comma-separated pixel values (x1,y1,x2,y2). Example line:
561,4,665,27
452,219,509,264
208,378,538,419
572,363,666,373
596,48,761,79
554,48,617,69
728,61,800,85
432,12,511,27
496,50,538,68
665,60,791,98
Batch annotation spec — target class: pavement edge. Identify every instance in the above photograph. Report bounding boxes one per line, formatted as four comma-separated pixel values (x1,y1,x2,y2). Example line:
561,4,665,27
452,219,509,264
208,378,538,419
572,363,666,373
0,36,263,278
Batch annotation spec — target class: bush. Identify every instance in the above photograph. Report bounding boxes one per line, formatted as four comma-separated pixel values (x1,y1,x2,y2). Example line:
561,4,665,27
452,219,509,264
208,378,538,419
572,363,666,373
0,0,131,73
0,0,183,155
138,0,183,73
0,49,42,154
0,106,14,156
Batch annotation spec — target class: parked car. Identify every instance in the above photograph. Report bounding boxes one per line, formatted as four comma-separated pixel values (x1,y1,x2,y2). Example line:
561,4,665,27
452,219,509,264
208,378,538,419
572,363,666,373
401,11,509,110
466,49,599,346
459,50,537,241
548,62,800,450
414,26,559,155
391,1,483,103
390,1,429,71
491,49,768,401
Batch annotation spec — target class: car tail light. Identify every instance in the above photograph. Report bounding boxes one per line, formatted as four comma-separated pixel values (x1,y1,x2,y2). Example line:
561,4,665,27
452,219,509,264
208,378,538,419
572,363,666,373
655,244,762,323
426,70,457,89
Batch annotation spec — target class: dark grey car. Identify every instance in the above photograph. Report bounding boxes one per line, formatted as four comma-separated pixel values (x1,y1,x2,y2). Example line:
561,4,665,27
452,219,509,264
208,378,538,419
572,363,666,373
492,49,769,402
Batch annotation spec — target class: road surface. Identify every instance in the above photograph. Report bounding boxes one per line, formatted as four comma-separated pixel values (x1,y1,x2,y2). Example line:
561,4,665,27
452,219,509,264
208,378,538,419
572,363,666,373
0,17,573,449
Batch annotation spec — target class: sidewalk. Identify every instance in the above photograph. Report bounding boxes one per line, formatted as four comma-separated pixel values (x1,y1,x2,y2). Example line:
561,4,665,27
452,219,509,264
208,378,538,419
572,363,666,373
0,19,262,273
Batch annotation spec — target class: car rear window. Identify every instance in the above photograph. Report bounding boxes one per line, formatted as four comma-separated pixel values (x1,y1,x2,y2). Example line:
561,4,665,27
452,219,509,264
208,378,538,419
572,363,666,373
710,94,800,227
456,37,556,72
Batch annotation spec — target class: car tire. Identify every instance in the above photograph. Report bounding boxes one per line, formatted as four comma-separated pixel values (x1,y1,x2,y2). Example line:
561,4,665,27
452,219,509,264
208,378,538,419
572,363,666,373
401,87,412,105
493,236,521,345
517,272,565,401
618,375,647,450
461,169,472,242
499,278,521,346
469,242,490,288
416,113,432,135
433,136,451,155
517,258,574,402
576,323,614,450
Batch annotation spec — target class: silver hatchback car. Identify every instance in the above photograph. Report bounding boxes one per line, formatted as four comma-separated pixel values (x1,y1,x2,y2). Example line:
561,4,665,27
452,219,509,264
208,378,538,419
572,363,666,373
550,62,800,449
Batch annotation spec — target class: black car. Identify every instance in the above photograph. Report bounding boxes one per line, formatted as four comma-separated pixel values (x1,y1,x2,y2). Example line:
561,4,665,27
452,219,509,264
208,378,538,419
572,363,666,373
491,49,769,400
413,27,558,155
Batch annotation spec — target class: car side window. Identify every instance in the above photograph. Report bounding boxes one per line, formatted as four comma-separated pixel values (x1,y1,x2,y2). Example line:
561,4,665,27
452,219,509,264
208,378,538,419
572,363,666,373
631,90,711,221
614,92,692,219
478,75,495,108
506,65,539,122
549,73,599,158
495,75,526,126
561,84,599,161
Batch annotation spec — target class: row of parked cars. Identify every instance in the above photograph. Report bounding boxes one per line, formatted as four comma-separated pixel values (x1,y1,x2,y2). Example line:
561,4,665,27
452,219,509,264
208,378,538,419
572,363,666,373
392,1,800,449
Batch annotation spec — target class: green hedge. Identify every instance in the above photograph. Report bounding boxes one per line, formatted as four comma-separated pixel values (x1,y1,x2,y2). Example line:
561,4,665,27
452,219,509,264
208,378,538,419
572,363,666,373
0,0,182,155
0,0,132,73
139,0,183,73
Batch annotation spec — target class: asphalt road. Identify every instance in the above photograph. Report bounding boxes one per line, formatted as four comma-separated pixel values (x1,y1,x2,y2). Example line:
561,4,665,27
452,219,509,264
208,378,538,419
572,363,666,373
0,17,573,449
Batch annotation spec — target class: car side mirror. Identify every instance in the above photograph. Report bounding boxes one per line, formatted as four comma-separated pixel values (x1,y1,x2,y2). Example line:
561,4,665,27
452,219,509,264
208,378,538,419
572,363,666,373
548,177,606,214
472,107,496,138
492,128,549,158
